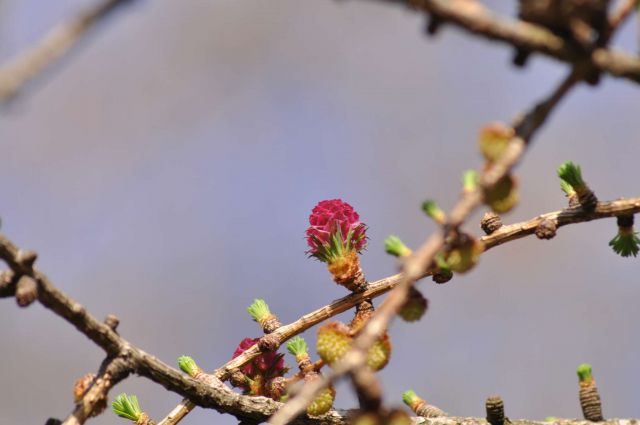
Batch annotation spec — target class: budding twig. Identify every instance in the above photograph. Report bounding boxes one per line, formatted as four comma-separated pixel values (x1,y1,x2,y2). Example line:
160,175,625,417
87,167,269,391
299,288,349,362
403,389,448,418
485,395,506,425
577,363,604,422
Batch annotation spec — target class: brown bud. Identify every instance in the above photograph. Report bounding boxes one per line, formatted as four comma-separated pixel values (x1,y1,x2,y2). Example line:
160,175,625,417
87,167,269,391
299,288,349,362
579,381,603,421
266,376,292,400
15,275,38,307
17,250,38,268
535,218,557,240
73,373,94,402
485,395,505,425
229,369,248,388
481,211,503,235
104,314,120,331
432,271,452,284
261,315,281,334
73,373,107,416
257,333,279,352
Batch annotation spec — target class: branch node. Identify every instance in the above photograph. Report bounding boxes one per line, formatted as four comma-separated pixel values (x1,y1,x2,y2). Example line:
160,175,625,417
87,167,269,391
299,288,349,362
104,314,120,332
481,211,503,235
535,218,558,240
15,274,38,307
257,333,280,352
16,249,38,269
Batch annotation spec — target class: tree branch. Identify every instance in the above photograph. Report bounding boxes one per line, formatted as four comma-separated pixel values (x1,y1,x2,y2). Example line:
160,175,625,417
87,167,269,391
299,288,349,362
0,236,122,354
269,62,583,425
1,2,638,424
369,0,640,84
0,0,136,103
482,197,640,250
1,196,638,424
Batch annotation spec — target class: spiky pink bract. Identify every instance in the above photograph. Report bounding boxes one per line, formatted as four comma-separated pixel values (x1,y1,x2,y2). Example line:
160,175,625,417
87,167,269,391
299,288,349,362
306,199,367,263
231,338,286,391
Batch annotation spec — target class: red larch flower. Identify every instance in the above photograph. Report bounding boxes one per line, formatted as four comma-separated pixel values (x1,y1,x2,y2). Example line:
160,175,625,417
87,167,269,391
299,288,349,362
306,199,367,263
231,338,286,392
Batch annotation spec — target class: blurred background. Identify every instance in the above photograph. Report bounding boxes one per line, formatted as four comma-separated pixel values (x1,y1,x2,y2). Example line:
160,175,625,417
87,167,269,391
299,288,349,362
1,1,639,424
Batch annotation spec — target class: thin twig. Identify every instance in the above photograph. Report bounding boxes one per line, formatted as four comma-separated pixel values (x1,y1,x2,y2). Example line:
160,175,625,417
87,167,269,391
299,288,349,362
0,0,136,103
482,198,640,249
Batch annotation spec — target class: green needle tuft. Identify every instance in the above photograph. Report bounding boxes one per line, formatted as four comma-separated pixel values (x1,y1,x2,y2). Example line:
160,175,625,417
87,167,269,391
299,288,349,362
112,393,142,421
576,363,593,383
609,231,640,257
247,299,271,322
286,336,308,357
462,169,479,192
422,200,446,224
402,389,420,407
178,355,200,377
384,235,412,258
557,161,585,191
560,179,576,197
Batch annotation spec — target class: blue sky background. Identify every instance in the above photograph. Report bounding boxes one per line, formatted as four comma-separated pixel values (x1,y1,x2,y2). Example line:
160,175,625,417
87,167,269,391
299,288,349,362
1,1,640,424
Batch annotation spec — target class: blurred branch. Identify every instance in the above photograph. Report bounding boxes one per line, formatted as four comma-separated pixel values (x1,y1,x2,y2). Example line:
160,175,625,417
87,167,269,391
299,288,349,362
610,0,639,30
0,0,136,104
368,0,640,83
414,419,640,425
